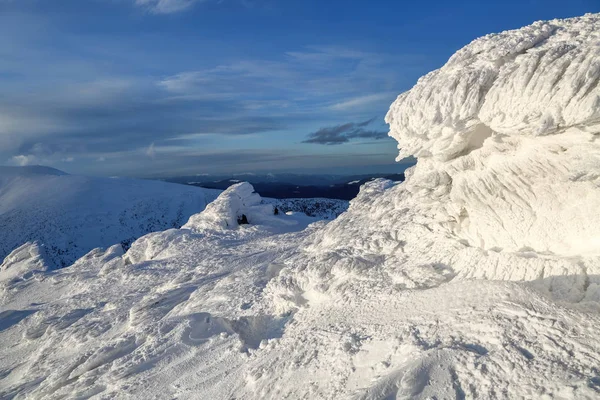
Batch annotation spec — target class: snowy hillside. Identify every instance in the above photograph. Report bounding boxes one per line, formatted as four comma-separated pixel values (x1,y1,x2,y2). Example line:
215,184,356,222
2,13,600,399
0,166,221,268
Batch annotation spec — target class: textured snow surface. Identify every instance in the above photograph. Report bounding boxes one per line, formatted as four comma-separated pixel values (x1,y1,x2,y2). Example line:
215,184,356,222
0,167,220,267
3,13,600,399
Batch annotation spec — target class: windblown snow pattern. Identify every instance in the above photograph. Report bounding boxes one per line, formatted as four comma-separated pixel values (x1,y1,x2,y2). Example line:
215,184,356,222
2,14,600,400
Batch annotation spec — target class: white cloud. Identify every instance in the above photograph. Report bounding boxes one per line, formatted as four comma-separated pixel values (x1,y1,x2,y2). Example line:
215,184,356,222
329,93,398,111
11,154,39,166
146,142,156,157
157,47,402,108
134,0,202,14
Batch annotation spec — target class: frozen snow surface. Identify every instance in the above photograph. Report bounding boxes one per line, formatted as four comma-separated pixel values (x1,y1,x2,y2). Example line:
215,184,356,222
3,13,600,399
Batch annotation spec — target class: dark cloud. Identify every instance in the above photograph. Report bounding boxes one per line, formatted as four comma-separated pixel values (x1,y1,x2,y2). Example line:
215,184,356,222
303,118,388,145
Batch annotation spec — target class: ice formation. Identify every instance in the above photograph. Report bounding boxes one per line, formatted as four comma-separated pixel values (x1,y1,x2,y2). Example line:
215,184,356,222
184,182,274,231
2,13,600,400
385,13,600,256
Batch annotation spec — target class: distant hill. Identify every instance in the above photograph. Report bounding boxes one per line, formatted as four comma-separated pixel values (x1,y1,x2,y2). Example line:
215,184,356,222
0,166,221,268
171,173,405,200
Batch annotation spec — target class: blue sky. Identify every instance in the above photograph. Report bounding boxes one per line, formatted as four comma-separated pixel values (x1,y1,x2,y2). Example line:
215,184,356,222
1,0,598,177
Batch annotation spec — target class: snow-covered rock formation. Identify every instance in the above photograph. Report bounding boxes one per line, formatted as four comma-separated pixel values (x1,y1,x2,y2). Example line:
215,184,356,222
269,13,600,311
385,12,600,257
0,166,220,268
184,182,274,231
2,14,600,400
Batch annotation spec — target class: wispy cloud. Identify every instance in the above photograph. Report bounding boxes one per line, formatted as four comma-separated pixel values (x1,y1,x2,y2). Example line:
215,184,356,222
145,142,156,157
10,154,39,166
303,118,389,145
134,0,203,14
329,93,398,111
132,0,265,14
0,7,413,176
158,47,400,103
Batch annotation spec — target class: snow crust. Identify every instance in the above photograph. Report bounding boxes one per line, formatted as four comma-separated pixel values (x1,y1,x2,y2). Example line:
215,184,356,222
2,14,600,400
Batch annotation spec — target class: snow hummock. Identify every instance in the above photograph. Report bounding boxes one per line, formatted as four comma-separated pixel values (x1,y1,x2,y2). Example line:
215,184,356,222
2,14,600,400
184,182,273,231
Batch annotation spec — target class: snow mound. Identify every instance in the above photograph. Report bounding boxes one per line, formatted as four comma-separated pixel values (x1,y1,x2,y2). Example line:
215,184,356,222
0,242,50,285
184,182,273,231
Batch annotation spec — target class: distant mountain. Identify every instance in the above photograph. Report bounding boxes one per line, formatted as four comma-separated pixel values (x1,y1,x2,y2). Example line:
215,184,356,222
0,166,221,268
0,165,68,177
170,173,405,200
165,172,406,186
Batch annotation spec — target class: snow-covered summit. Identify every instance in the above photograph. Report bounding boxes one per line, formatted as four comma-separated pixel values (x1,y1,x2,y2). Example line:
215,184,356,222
3,15,600,400
0,165,68,177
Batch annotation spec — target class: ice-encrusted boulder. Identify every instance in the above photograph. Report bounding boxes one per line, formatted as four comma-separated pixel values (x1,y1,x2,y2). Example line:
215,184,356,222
184,182,274,231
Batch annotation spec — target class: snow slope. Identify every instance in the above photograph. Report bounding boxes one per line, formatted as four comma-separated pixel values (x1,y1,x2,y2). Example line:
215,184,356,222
2,13,600,400
0,166,221,268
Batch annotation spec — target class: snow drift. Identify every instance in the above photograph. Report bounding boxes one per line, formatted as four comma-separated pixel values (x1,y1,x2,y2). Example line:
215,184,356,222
2,13,600,400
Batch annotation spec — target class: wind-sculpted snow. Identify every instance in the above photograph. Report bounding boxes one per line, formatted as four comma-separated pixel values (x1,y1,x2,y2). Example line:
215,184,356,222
184,182,274,231
382,13,600,256
3,14,600,400
386,13,600,161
